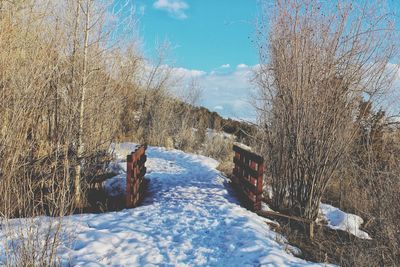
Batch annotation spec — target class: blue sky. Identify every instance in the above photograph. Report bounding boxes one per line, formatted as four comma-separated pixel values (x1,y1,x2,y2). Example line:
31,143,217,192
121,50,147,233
134,0,259,71
114,0,261,121
113,0,400,121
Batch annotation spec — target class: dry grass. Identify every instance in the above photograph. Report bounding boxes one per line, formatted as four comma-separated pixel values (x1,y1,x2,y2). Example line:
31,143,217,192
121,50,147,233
255,0,399,265
256,0,398,220
0,1,141,265
273,107,400,266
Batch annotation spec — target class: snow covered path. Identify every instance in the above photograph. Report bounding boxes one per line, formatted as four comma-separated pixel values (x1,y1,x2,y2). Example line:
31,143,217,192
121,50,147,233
1,144,324,266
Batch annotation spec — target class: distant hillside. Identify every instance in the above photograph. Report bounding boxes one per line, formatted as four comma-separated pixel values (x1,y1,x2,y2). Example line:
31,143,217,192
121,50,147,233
174,101,257,145
117,84,257,147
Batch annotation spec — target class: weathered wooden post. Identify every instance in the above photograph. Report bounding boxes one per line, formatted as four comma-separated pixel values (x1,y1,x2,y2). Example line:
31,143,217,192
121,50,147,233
126,153,133,208
255,160,264,211
126,145,148,209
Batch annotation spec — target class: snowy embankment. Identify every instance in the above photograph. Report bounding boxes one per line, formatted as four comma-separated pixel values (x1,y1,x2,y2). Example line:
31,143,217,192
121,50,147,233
1,143,324,266
261,193,371,240
319,204,371,240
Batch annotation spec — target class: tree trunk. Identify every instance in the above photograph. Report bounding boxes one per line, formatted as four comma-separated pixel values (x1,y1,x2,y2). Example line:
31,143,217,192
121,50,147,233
74,0,91,207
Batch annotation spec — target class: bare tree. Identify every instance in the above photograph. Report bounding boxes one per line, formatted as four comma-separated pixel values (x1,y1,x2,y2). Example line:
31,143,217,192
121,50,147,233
0,0,142,264
256,0,398,220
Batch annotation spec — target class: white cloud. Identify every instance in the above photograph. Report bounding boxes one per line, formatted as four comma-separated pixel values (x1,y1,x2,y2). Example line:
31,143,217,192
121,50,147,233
139,62,258,121
220,64,231,69
163,62,400,121
167,64,258,121
236,63,249,69
171,67,206,79
153,0,189,20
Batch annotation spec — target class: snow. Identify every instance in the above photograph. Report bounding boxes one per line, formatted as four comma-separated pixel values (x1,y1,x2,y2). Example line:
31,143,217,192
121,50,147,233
206,128,235,140
1,143,324,266
233,141,252,151
319,203,371,240
260,196,371,240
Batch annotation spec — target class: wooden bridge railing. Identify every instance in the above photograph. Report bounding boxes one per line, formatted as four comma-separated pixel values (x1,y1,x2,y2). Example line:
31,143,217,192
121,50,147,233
126,145,147,208
231,144,316,239
231,144,264,211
